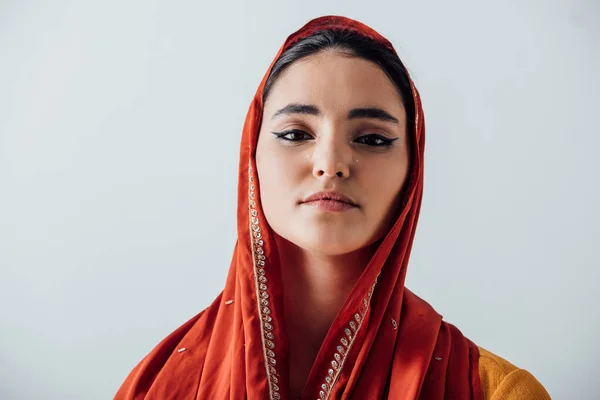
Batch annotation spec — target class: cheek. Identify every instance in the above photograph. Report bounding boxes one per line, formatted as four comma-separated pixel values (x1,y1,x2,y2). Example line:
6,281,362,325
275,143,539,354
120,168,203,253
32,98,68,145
362,157,410,217
255,140,303,209
259,150,289,189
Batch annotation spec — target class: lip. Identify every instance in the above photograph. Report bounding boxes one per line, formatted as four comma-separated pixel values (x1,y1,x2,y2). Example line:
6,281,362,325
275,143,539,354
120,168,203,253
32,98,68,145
300,191,358,212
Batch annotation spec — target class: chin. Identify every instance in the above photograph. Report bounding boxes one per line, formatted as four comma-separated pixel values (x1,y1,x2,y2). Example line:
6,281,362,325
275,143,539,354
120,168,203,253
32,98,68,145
266,215,375,256
291,230,366,257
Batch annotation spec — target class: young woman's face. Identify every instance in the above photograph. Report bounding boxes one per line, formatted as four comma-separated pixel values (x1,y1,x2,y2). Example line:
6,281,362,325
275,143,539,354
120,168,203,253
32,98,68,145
255,50,411,256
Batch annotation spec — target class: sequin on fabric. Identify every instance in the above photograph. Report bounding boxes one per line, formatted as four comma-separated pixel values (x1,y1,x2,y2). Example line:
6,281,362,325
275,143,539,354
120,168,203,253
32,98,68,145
249,163,280,400
317,277,378,400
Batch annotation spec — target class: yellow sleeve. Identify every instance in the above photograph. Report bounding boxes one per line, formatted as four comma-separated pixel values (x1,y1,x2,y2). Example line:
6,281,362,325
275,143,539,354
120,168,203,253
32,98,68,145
478,347,551,400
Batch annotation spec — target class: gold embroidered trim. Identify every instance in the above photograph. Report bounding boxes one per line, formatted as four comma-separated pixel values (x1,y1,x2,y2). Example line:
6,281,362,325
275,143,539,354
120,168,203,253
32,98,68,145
317,277,378,400
248,164,281,400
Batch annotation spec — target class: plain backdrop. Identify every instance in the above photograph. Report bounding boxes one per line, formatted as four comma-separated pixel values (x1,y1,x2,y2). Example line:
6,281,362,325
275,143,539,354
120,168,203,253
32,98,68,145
1,0,599,398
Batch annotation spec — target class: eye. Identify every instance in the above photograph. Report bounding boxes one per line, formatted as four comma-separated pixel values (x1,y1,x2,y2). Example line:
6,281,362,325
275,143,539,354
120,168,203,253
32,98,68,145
353,134,398,147
271,129,314,142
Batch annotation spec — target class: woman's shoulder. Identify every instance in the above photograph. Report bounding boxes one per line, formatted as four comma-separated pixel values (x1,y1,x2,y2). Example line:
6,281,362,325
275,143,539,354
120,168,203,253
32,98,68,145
478,346,551,399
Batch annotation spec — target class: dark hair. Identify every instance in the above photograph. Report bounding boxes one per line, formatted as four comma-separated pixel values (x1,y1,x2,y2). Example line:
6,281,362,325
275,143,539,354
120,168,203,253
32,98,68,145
262,29,415,125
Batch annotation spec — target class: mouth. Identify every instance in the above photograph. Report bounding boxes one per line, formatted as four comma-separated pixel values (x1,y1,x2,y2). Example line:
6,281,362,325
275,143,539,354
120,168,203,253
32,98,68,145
300,191,358,212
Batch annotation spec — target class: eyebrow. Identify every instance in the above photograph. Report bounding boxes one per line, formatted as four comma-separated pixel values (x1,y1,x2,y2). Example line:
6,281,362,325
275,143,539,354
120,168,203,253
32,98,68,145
272,103,399,124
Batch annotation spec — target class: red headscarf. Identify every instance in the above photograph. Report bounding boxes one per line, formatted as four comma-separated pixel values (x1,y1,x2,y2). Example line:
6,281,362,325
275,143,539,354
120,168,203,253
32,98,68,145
115,15,482,400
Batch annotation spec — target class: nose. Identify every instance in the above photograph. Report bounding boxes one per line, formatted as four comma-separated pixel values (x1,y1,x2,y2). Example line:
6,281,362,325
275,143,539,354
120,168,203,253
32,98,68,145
311,135,351,180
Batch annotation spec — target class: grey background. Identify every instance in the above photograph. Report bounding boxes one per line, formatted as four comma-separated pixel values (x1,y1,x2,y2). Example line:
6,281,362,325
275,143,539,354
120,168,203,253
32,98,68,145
1,0,598,399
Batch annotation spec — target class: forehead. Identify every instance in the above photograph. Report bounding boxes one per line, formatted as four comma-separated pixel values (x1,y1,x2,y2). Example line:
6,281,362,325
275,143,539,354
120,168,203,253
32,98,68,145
263,50,405,116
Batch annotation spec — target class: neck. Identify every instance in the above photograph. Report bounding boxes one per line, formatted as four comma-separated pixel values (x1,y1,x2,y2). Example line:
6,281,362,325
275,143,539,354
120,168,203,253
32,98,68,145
275,234,376,397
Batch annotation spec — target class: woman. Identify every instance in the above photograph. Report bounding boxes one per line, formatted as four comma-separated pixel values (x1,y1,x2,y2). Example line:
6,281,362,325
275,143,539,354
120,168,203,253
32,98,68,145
115,16,551,399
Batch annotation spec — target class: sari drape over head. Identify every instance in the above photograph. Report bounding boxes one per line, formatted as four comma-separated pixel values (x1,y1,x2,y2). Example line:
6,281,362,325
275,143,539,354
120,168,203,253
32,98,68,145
115,15,483,400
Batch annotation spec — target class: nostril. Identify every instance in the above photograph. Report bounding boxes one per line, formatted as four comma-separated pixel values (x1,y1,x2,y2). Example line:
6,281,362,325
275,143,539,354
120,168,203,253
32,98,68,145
314,168,347,178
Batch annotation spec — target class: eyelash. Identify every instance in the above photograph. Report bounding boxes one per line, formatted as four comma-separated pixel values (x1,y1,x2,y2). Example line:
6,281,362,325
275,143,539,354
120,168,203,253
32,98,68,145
272,129,398,147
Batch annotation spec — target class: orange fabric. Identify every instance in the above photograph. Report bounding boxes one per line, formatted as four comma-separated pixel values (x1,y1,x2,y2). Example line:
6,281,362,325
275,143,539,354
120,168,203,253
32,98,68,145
115,16,483,400
478,348,551,399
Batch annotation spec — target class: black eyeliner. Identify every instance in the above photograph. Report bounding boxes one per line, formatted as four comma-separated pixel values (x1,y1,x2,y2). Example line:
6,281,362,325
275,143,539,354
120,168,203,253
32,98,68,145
271,129,311,141
354,134,399,147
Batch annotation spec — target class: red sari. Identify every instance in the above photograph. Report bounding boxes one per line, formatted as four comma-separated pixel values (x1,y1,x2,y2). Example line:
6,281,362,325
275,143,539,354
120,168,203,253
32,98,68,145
115,15,482,400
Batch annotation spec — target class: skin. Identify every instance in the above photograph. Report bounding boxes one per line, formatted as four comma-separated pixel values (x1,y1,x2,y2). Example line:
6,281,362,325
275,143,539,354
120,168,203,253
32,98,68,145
255,49,411,398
